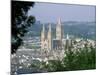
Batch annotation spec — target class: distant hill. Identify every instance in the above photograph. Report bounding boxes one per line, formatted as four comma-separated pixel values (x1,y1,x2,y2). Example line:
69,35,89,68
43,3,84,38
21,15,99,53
25,21,96,40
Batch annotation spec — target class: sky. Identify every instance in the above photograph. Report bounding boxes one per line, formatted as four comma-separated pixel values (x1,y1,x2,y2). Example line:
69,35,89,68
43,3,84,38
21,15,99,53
28,2,96,23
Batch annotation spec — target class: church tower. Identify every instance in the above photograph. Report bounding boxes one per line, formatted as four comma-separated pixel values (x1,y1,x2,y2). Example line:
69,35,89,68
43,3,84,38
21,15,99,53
56,18,62,40
41,24,45,50
47,24,52,50
66,34,72,49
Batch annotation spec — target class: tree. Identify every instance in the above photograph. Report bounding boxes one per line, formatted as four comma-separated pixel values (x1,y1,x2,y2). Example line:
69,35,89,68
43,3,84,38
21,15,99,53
39,42,96,72
11,1,35,54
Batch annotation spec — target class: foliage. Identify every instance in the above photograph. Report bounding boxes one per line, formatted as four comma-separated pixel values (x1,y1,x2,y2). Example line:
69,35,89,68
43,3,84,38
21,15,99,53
62,44,96,71
34,44,96,72
11,1,35,54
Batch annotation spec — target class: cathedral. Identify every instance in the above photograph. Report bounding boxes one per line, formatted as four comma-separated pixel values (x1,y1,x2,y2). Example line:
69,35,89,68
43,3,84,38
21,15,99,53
40,18,72,60
41,18,64,51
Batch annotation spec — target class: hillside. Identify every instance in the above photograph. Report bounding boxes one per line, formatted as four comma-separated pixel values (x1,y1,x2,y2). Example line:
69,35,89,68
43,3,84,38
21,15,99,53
25,21,96,40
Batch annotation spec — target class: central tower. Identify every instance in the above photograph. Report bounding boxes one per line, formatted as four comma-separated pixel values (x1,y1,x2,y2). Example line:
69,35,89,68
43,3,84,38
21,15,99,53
56,18,62,40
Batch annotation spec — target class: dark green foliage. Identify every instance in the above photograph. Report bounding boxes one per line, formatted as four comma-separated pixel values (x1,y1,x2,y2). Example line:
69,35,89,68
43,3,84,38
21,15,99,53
73,44,96,70
11,1,35,54
45,60,64,72
63,48,78,70
30,60,41,69
36,45,96,72
64,44,96,71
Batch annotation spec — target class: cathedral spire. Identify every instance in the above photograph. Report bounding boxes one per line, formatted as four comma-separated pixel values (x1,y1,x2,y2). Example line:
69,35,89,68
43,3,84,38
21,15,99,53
42,24,45,32
41,24,45,50
66,34,69,39
48,23,51,32
58,17,61,25
41,24,45,39
48,23,52,50
56,18,62,40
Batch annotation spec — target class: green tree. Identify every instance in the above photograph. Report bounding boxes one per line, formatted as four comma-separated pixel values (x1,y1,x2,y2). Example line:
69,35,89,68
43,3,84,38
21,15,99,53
11,1,35,54
30,40,95,72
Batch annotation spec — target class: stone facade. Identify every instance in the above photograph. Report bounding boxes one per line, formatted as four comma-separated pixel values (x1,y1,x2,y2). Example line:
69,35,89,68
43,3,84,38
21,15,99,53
40,18,67,60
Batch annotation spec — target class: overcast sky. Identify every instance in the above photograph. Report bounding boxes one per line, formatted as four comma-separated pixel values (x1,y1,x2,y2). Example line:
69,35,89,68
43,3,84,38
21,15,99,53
28,2,96,23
